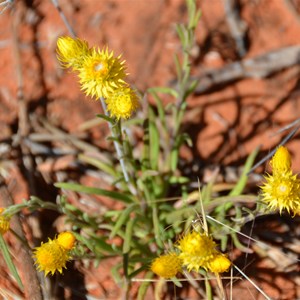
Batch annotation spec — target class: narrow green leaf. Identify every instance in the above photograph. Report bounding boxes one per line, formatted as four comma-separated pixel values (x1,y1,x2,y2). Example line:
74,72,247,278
170,132,191,172
152,204,164,248
0,235,23,290
230,146,260,196
174,53,182,82
111,262,122,284
123,252,129,279
149,108,159,170
137,271,153,300
148,86,178,98
73,232,117,254
110,204,136,239
176,24,187,46
96,113,115,124
147,89,167,128
170,148,179,172
141,118,151,170
107,136,122,144
171,276,183,288
184,78,199,99
55,182,134,204
128,263,150,279
78,154,118,177
123,217,135,254
215,147,260,213
165,206,195,223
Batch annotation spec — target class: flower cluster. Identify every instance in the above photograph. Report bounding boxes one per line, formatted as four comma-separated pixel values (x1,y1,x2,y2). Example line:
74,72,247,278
33,231,76,276
260,146,300,215
176,231,230,273
57,36,139,120
150,231,230,278
150,252,182,278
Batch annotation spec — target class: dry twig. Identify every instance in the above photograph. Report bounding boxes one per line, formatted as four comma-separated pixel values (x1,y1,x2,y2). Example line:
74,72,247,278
195,45,300,93
223,0,247,57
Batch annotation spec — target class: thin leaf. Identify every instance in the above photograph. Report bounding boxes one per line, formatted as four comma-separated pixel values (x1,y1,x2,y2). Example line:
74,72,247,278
230,146,260,196
73,232,118,254
96,113,115,124
123,217,135,254
110,204,137,239
149,108,159,170
171,276,183,288
148,86,178,98
55,182,134,204
78,154,118,177
123,252,129,279
174,53,182,81
147,89,167,128
111,262,122,284
184,78,199,99
0,235,23,290
128,263,150,279
152,204,164,248
137,271,153,300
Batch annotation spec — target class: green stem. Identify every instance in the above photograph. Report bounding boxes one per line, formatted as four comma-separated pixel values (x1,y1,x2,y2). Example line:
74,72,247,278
100,98,136,195
205,276,213,300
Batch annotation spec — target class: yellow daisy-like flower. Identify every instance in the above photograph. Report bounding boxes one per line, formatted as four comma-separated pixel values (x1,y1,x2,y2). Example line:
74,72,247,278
150,252,182,278
78,47,127,99
57,36,90,70
0,208,10,235
105,87,139,119
260,171,300,214
56,231,76,250
176,231,218,272
208,254,231,273
33,236,73,276
270,146,291,174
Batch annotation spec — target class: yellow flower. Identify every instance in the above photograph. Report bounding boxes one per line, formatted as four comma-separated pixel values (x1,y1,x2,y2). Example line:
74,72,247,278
57,36,90,70
33,237,72,276
208,254,231,273
260,171,300,214
105,87,139,119
56,231,76,250
176,231,218,272
270,146,292,174
150,252,182,278
0,208,10,235
78,47,127,99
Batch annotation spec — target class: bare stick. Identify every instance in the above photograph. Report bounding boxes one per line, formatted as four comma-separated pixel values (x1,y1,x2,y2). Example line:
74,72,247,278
195,45,300,93
51,0,76,37
223,0,247,57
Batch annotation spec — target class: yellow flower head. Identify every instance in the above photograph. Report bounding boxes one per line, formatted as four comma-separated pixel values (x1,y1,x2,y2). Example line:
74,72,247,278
208,254,231,273
260,171,300,214
105,87,139,119
176,231,218,272
57,36,90,70
150,252,182,278
270,146,292,174
0,208,10,235
56,231,76,250
78,47,127,99
33,238,71,276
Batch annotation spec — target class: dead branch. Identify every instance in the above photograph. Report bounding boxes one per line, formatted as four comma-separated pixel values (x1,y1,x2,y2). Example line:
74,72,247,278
223,0,247,57
195,45,300,93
